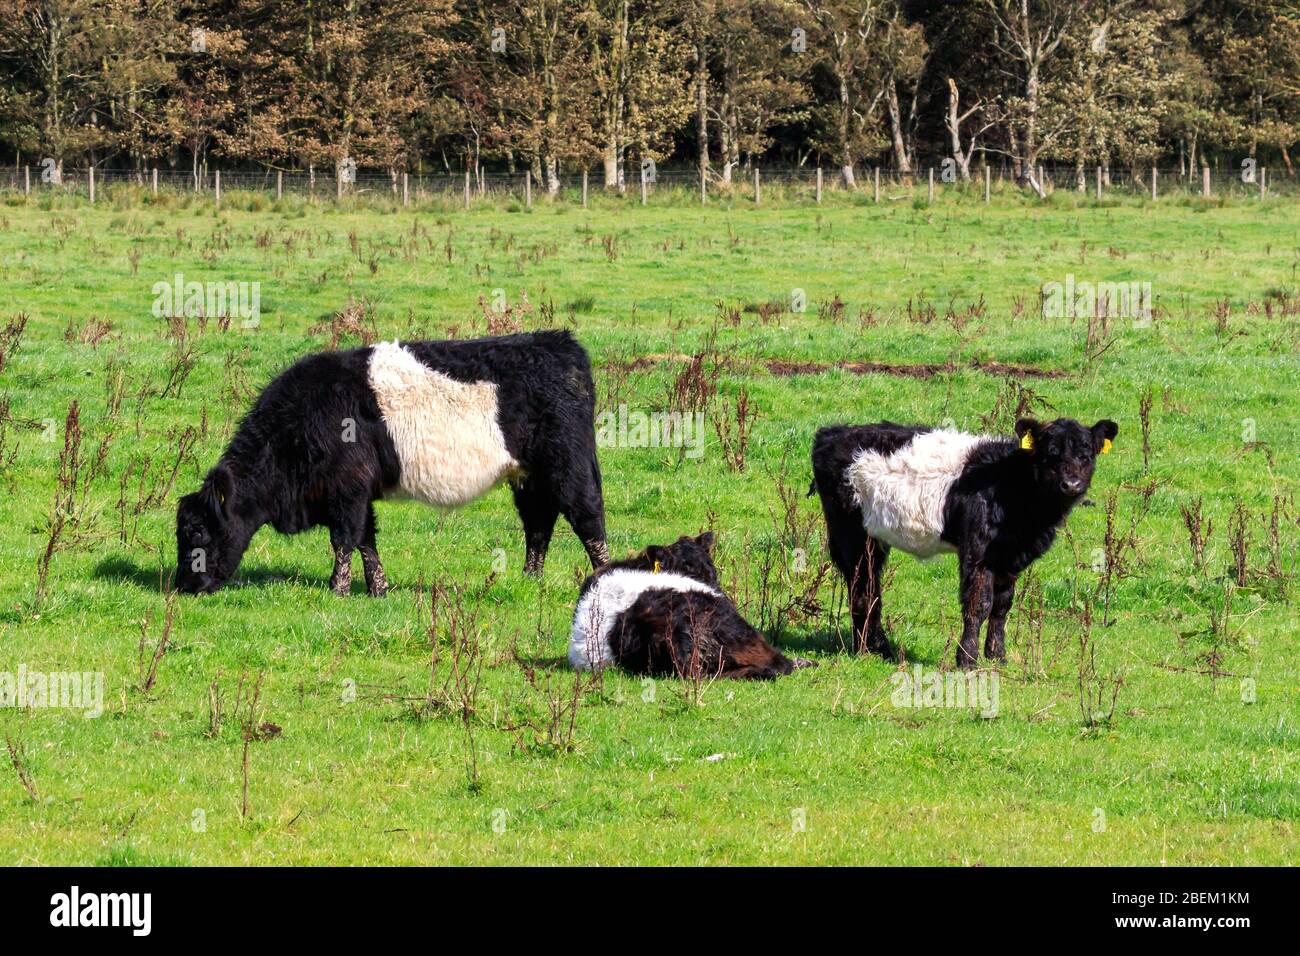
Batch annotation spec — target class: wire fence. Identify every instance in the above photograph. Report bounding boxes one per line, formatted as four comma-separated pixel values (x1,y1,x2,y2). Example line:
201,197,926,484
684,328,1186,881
1,163,1293,206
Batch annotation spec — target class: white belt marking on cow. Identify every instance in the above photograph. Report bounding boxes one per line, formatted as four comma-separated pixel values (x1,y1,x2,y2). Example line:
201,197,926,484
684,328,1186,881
368,340,520,507
847,429,987,558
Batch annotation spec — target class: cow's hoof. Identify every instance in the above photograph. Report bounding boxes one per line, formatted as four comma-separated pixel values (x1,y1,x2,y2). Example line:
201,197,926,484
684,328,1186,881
863,633,894,660
366,569,390,597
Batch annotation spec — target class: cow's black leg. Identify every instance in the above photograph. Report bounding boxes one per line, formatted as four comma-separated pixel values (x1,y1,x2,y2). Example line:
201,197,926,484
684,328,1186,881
510,480,560,576
841,536,890,656
329,530,355,596
957,559,994,669
984,572,1017,662
823,507,890,656
856,537,891,656
359,502,388,597
327,500,367,596
583,536,611,568
553,478,608,570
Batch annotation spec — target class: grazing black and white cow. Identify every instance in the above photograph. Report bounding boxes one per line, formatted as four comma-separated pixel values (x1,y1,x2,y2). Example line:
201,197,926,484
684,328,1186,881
811,417,1118,667
176,331,609,595
569,533,816,680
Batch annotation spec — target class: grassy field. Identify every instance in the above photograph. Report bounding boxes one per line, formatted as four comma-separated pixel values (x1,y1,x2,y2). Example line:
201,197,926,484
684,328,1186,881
0,183,1297,865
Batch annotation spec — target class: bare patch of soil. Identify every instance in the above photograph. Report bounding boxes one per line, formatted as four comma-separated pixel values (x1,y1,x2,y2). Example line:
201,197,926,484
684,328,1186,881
602,353,1061,380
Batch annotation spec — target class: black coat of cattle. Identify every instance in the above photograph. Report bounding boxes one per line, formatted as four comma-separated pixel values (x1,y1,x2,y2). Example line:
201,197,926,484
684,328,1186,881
811,417,1118,667
568,533,816,680
176,331,609,595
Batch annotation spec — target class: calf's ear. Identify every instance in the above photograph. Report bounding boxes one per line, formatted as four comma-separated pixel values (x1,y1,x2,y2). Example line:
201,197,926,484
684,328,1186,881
695,531,716,553
1091,420,1119,455
1014,418,1042,452
202,465,236,522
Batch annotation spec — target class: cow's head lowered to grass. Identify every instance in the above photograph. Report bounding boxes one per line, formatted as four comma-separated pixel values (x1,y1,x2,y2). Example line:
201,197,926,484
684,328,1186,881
176,464,256,594
1014,417,1119,501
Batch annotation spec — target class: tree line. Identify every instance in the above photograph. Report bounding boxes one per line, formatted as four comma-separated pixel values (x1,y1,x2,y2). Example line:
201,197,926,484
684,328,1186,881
0,0,1296,193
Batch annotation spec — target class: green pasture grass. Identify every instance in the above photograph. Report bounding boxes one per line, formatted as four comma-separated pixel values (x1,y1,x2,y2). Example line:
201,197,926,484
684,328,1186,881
0,185,1296,864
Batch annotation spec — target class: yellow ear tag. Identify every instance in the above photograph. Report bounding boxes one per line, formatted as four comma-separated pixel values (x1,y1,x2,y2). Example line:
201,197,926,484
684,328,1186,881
218,491,225,504
653,560,661,574
1101,438,1113,455
1019,432,1034,451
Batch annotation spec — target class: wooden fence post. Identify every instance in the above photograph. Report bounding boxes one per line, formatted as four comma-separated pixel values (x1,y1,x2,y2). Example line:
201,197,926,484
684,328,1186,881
754,167,760,205
276,170,283,200
582,169,588,208
816,166,822,204
1260,167,1266,200
525,170,532,207
88,166,95,203
402,172,409,206
928,167,935,202
873,166,880,203
1202,165,1210,198
699,166,706,205
640,167,648,205
464,168,471,208
1151,166,1157,201
984,165,990,203
151,167,158,195
24,165,29,196
1095,166,1102,200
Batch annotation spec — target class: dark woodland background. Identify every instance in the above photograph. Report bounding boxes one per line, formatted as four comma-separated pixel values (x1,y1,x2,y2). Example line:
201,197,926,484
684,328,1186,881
0,1,1296,190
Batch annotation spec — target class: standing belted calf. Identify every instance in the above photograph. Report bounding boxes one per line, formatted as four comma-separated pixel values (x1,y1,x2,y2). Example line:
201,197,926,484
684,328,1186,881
176,331,609,595
811,417,1118,667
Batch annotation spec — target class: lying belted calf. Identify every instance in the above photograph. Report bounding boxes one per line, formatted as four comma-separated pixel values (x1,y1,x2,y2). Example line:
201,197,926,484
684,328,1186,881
569,532,816,680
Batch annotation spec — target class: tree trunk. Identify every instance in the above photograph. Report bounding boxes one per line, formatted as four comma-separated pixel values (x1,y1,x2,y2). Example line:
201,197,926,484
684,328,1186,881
603,145,619,189
694,32,709,182
945,78,972,180
43,10,65,170
837,68,855,187
599,0,628,190
543,60,561,195
1022,61,1041,186
887,79,912,178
